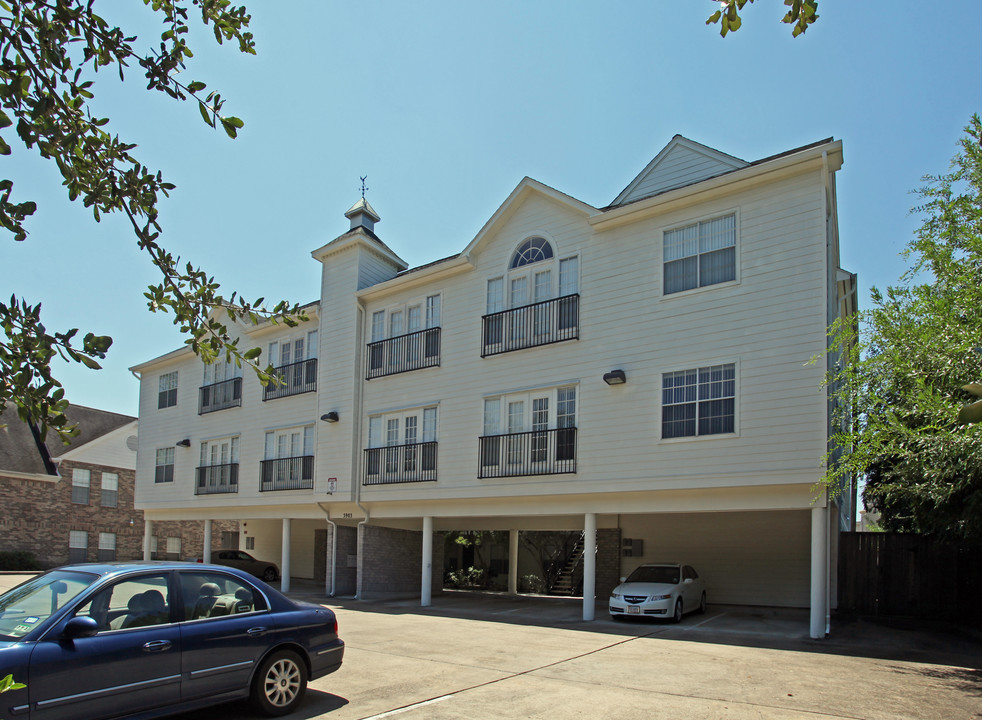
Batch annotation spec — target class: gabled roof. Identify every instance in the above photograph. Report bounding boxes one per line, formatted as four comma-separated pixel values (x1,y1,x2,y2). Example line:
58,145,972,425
0,403,136,477
609,135,749,208
460,177,598,260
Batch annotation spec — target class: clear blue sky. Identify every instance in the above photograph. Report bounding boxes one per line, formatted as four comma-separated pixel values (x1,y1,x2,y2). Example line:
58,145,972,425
3,1,980,417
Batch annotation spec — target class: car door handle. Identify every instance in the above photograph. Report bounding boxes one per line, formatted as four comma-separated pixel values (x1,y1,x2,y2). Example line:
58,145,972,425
143,640,173,652
246,627,267,637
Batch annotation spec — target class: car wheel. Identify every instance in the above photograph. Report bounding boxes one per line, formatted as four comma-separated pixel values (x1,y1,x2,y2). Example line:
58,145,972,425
252,649,307,717
698,592,707,615
672,598,683,623
263,567,278,582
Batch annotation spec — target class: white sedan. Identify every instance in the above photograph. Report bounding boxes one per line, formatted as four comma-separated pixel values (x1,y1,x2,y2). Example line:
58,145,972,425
609,563,706,622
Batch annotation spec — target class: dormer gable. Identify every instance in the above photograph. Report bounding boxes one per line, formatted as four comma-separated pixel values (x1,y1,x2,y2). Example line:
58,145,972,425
610,135,749,207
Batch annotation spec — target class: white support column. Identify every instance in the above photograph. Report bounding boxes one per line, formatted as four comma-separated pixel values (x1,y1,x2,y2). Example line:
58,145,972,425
421,516,433,607
281,518,292,593
508,530,519,595
583,513,597,622
143,519,153,561
203,520,213,564
810,505,828,639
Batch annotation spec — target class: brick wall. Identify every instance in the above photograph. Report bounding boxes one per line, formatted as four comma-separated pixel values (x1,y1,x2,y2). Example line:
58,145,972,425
320,525,358,596
0,459,237,568
359,524,444,599
596,528,622,600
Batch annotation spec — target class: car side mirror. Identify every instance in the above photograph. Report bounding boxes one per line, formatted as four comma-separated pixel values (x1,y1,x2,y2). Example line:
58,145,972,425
63,616,100,640
619,577,626,583
683,578,693,584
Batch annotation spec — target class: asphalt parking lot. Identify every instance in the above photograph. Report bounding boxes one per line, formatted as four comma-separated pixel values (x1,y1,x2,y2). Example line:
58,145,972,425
3,575,980,719
185,590,982,720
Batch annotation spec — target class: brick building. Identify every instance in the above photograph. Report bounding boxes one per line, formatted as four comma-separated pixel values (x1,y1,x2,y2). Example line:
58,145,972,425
0,403,235,567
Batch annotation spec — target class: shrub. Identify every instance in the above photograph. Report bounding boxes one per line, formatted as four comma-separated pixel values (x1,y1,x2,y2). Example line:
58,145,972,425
519,573,546,594
0,551,42,571
446,566,485,588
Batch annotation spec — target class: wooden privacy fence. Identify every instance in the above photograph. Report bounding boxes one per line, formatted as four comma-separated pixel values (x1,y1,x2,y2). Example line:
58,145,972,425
838,532,982,627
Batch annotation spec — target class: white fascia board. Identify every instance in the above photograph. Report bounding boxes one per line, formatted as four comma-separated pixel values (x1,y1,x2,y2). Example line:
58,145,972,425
460,177,599,260
593,140,843,231
129,345,194,374
311,230,408,270
356,255,473,302
0,469,59,482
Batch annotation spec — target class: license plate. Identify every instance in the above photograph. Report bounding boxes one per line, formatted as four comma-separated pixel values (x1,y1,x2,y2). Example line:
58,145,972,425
627,606,640,614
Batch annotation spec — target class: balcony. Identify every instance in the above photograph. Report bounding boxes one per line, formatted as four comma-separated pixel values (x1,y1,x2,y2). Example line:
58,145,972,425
363,442,438,485
482,294,579,357
478,427,576,478
195,463,239,495
263,358,317,401
367,327,441,379
199,377,242,414
260,456,314,491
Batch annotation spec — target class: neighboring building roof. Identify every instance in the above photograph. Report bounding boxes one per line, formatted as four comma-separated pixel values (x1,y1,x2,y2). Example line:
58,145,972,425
0,403,136,477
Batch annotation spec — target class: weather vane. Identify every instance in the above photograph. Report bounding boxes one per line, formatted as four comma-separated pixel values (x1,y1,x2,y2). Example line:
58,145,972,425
359,175,369,200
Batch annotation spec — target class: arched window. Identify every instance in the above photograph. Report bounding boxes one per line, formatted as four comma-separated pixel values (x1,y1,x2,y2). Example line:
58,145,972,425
510,237,554,269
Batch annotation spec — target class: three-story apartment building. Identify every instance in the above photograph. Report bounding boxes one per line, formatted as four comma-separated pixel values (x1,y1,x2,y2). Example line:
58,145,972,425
132,135,856,638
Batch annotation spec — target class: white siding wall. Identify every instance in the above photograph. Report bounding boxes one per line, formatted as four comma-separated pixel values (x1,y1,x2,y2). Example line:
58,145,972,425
621,146,742,203
359,168,829,503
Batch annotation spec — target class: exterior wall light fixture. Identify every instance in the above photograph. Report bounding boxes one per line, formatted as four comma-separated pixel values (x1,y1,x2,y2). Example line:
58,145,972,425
321,411,340,423
603,370,627,385
175,438,191,447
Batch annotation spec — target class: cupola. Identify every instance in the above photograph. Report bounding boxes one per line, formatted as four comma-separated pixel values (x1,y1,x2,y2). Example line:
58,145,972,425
344,197,380,233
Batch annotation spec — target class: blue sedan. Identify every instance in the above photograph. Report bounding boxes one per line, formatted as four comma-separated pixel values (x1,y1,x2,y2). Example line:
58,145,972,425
0,562,344,719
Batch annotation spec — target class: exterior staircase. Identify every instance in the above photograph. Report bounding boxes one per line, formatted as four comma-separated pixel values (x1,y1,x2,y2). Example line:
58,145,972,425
548,532,585,596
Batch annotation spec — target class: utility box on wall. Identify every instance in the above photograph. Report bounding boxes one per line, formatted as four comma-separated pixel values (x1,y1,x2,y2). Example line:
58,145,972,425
622,538,643,557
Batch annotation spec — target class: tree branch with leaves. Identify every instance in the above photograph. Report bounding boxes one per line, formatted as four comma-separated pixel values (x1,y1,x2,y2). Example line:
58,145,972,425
0,1,304,443
707,0,819,37
823,114,982,544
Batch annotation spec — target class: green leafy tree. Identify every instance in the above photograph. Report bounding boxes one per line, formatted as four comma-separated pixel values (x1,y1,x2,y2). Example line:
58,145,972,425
0,1,303,444
707,0,819,37
824,114,982,544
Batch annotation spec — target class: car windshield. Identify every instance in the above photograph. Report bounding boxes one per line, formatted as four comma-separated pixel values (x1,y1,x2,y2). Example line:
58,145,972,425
626,566,680,584
0,570,97,639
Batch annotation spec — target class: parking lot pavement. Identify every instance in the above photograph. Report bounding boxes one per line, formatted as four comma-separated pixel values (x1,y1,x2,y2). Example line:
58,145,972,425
5,574,978,719
179,591,982,720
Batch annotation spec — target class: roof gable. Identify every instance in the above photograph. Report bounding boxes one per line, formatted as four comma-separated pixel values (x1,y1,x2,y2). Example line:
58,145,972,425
610,136,749,207
461,177,597,260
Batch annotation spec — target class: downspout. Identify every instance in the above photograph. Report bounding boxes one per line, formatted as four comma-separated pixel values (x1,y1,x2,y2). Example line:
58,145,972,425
353,301,370,600
822,149,833,638
316,502,338,597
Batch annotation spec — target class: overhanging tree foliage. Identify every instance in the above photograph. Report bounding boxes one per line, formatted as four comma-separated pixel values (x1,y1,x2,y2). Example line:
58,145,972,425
707,0,819,37
824,114,982,544
0,1,303,443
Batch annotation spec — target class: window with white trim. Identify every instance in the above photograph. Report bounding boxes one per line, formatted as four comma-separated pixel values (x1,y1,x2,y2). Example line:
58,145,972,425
98,532,116,561
100,472,118,507
198,436,240,493
71,468,90,505
69,530,88,563
155,447,175,483
663,213,736,294
661,363,736,439
158,371,178,409
262,425,314,490
484,239,579,355
480,385,577,476
166,536,182,560
365,406,438,482
265,329,318,399
367,294,442,377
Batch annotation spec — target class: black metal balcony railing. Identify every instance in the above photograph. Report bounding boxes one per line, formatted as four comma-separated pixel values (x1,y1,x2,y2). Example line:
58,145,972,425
198,377,242,414
366,327,441,379
363,442,438,485
263,358,317,401
195,463,239,495
478,427,576,478
482,294,579,357
260,456,314,491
